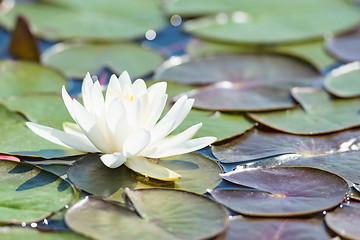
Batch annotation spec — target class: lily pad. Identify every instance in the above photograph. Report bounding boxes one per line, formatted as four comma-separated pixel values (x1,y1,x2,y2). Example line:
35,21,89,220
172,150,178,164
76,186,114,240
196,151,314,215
182,0,360,44
350,187,360,201
0,94,71,129
209,167,348,217
325,27,360,62
67,153,222,201
212,128,360,163
0,0,166,41
325,207,360,240
224,216,332,240
324,62,360,98
65,189,228,240
0,160,74,223
0,227,89,240
243,151,360,184
42,42,164,79
249,87,360,134
0,60,66,99
0,103,82,158
155,53,318,85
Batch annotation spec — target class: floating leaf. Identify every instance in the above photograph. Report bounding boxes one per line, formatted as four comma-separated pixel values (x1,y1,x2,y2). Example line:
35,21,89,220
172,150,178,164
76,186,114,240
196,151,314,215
249,87,360,134
0,0,166,41
349,187,360,201
224,216,332,240
0,104,82,158
325,207,360,240
0,227,89,240
67,153,222,201
155,53,318,85
325,27,360,62
324,62,360,98
9,16,39,62
0,160,74,223
0,60,66,99
212,128,360,163
0,94,71,129
65,190,228,240
209,167,348,217
182,0,360,44
42,42,164,79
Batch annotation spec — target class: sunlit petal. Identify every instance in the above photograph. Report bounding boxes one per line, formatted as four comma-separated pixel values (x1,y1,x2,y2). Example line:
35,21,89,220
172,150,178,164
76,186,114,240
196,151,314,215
123,129,151,157
118,71,132,87
100,152,127,168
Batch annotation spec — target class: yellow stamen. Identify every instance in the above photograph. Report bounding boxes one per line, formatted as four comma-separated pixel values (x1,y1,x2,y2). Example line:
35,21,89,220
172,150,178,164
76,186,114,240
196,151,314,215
130,95,133,101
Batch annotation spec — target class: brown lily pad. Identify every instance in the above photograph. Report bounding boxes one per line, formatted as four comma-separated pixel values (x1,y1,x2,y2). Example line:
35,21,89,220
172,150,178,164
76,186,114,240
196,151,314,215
209,167,348,217
212,128,360,163
249,87,360,135
325,207,360,240
224,216,332,240
325,27,360,62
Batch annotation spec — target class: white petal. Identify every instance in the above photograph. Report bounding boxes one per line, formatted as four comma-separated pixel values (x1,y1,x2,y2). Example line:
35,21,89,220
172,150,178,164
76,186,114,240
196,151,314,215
143,94,168,130
147,137,216,158
105,74,122,104
63,122,85,137
122,129,151,157
100,152,127,168
147,81,167,97
124,98,142,130
81,72,94,113
90,80,105,118
61,86,76,121
26,122,100,152
132,79,147,98
71,99,112,153
119,71,132,87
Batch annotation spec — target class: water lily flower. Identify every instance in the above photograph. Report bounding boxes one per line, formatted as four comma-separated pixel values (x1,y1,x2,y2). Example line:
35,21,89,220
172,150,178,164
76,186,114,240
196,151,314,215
26,72,216,181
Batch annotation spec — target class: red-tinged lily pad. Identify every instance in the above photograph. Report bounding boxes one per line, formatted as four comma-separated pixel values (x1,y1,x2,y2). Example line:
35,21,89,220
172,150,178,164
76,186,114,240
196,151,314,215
0,227,90,240
65,189,229,240
67,153,222,201
155,53,318,86
42,42,164,79
0,155,20,162
243,151,360,184
0,160,74,223
0,0,166,41
324,62,360,98
224,216,332,240
209,167,348,217
0,60,67,99
212,128,360,163
0,104,83,158
325,207,360,240
182,0,360,44
249,87,360,135
325,27,360,62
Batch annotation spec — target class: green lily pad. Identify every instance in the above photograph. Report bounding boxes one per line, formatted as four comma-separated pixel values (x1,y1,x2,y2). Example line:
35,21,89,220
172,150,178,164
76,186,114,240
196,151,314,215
224,216,332,240
0,103,82,158
325,27,360,62
65,190,228,240
182,0,360,44
212,128,360,163
324,62,360,98
67,153,222,201
0,94,71,129
155,53,318,85
42,42,164,79
349,187,360,201
209,167,348,217
0,60,66,99
325,207,360,240
242,151,360,184
249,87,360,135
0,0,166,41
0,227,89,240
0,160,74,223
171,109,254,141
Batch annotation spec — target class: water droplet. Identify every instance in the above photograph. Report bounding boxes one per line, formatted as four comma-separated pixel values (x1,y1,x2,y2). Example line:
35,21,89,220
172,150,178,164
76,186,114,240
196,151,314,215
21,222,26,227
340,204,344,208
216,13,228,24
43,219,49,225
323,211,327,215
65,204,69,209
170,15,182,26
145,30,156,41
30,222,37,228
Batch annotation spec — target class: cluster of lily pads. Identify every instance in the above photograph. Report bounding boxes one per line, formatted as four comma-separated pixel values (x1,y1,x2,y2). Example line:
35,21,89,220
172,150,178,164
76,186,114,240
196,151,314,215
0,0,360,239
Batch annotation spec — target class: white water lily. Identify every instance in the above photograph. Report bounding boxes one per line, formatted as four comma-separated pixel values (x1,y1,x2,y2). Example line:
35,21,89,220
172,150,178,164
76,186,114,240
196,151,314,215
26,71,216,180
